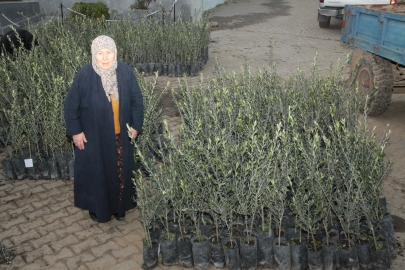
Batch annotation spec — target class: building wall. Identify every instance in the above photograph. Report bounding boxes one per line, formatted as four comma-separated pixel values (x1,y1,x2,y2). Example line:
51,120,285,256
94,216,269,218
23,0,227,20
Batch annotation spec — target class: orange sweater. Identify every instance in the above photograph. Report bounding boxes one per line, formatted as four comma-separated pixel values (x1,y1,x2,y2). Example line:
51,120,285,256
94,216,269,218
111,95,120,134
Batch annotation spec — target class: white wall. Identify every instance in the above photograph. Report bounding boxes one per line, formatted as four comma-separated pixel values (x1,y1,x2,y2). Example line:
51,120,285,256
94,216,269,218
27,0,227,20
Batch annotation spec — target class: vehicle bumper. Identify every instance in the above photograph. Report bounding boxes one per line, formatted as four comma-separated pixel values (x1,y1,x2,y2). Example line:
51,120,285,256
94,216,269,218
318,7,344,17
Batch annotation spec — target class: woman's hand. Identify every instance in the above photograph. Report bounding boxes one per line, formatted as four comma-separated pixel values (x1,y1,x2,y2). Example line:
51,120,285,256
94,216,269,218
130,127,138,144
73,132,87,150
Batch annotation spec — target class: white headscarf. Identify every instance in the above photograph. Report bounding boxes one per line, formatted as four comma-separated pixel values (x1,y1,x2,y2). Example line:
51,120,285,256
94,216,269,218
91,35,118,103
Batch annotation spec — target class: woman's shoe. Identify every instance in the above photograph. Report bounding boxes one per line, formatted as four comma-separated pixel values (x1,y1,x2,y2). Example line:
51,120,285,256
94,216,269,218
89,211,98,222
114,213,125,220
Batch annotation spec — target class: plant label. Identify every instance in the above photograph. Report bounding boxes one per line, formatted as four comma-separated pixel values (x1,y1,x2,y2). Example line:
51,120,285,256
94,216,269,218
158,243,161,256
24,159,33,168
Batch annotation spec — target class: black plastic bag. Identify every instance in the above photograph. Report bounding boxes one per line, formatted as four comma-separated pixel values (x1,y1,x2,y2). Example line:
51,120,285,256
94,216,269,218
1,157,16,180
209,234,225,268
322,239,339,270
181,65,189,76
162,64,168,76
157,64,163,76
160,232,178,266
68,158,74,181
307,244,323,270
338,240,359,270
142,239,159,270
27,156,41,180
222,237,241,270
168,64,175,77
12,156,27,180
370,242,391,270
273,237,291,270
48,158,61,180
175,64,182,77
240,236,258,270
190,64,197,77
148,63,155,75
381,213,396,246
37,159,50,180
355,237,372,270
56,153,70,180
200,217,213,237
141,63,149,77
290,239,307,270
191,235,209,270
257,236,274,268
149,223,161,241
178,235,193,268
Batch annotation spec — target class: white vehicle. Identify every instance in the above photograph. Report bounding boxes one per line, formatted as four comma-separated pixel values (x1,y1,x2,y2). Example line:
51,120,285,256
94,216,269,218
318,0,397,28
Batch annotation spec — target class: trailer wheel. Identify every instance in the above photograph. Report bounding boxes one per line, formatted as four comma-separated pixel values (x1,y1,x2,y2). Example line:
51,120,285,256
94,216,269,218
356,52,393,116
318,15,331,28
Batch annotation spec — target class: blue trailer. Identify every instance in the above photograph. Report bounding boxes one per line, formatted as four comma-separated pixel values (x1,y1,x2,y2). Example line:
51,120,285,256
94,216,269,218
341,4,405,115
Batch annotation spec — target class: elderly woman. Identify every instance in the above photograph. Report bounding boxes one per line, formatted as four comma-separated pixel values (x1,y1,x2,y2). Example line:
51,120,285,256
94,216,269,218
65,35,143,223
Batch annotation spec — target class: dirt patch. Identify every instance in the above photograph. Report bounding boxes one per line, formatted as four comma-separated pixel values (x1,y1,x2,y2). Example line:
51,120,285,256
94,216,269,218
392,215,405,232
210,0,291,30
0,246,17,266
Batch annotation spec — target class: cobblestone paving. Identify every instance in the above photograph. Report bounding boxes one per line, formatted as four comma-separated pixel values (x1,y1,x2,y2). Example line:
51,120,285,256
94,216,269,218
1,0,404,269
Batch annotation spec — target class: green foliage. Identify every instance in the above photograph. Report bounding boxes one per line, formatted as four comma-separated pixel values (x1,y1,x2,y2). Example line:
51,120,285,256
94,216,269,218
130,0,156,10
134,54,392,250
0,11,209,158
71,2,110,20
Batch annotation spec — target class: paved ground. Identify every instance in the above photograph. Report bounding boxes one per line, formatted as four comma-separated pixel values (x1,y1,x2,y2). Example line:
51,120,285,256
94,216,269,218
1,0,404,269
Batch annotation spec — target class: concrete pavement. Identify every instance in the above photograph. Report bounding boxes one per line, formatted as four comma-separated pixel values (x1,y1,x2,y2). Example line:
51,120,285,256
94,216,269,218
1,0,404,269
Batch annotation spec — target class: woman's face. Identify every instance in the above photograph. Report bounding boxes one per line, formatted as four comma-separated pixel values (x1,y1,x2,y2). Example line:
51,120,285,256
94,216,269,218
96,48,115,70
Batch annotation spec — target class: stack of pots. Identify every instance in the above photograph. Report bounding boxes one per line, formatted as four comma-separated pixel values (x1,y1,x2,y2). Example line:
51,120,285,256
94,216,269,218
141,207,396,270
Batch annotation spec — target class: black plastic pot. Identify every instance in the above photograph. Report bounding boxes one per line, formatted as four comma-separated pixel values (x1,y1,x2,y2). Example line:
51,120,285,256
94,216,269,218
175,64,182,77
27,157,41,180
375,230,394,260
200,217,213,237
273,237,291,270
162,64,168,76
191,235,209,270
168,64,175,77
209,234,225,268
355,237,372,270
322,239,340,270
256,225,274,239
157,64,163,76
142,239,159,270
181,65,188,76
307,244,323,270
224,227,243,247
327,229,339,241
1,157,16,180
381,213,396,245
56,153,69,180
285,228,301,242
205,47,209,62
257,236,274,268
160,232,178,266
149,224,161,241
199,60,204,71
290,239,307,270
338,240,359,270
68,158,74,180
48,158,61,180
135,63,142,74
167,216,180,232
190,64,197,77
37,159,50,180
240,236,257,270
141,63,149,77
379,197,387,213
195,62,200,75
148,63,155,75
370,242,391,270
315,229,327,241
223,237,241,270
178,235,193,268
12,156,27,180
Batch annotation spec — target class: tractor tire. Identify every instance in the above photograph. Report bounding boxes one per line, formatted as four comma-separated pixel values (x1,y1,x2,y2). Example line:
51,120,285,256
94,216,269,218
318,15,331,28
356,52,393,116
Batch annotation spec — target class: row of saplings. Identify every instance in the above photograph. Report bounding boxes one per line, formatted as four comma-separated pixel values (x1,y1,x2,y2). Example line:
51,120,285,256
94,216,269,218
140,201,395,270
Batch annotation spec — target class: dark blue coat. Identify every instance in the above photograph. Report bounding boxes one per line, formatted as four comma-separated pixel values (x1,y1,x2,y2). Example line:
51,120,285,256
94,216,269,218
65,62,143,222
